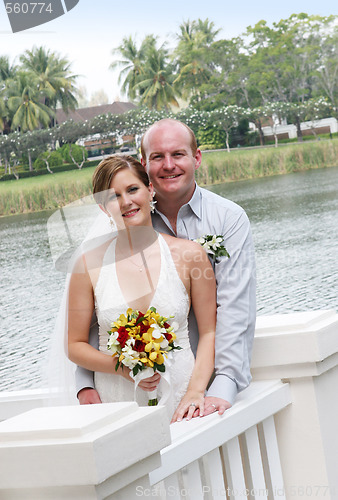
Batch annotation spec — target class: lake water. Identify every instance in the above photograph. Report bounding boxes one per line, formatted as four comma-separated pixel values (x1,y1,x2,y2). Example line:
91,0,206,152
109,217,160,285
1,166,338,392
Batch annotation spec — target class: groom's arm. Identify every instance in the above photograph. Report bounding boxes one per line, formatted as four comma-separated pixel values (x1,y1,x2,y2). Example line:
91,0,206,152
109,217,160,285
205,208,256,411
75,312,102,404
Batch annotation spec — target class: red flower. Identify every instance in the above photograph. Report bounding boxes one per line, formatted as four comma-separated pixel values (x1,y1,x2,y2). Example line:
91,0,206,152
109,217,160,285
164,322,170,329
139,322,149,334
117,327,129,347
134,339,145,352
165,332,172,342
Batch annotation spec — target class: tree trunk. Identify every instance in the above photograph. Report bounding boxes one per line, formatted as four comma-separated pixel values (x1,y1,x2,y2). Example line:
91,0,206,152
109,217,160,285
42,155,53,174
69,144,85,169
10,162,19,179
295,116,303,142
256,120,265,146
28,151,33,171
226,131,230,153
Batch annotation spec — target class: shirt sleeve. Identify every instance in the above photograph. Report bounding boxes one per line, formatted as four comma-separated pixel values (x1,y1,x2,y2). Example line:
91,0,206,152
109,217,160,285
74,313,98,395
206,208,256,405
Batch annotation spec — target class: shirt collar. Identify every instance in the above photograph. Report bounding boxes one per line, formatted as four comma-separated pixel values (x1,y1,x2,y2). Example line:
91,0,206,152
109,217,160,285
153,183,202,220
186,183,202,219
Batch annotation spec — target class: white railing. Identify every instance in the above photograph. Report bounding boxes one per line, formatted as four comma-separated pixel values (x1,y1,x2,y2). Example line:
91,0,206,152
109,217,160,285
149,380,290,500
0,380,290,500
0,309,337,499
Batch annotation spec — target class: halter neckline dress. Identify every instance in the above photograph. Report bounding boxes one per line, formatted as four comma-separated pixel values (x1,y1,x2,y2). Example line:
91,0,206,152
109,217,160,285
94,233,195,418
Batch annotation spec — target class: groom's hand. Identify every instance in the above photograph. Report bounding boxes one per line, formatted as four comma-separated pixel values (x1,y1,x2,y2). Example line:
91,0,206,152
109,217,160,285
78,388,102,405
203,396,231,416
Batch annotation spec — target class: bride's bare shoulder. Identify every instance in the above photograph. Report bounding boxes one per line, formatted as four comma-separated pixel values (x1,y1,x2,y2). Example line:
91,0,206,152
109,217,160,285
71,238,114,274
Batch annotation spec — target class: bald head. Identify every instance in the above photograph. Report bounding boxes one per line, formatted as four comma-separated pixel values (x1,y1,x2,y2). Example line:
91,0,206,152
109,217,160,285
141,119,198,162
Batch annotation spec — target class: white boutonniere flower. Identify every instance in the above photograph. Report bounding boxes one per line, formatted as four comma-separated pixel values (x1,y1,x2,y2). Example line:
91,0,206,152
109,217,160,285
194,234,230,262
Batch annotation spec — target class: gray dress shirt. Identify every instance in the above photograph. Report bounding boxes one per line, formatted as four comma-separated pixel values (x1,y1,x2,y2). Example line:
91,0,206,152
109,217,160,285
75,183,256,405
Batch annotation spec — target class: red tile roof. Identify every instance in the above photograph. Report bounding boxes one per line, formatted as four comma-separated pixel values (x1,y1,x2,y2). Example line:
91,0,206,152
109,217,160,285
56,102,136,124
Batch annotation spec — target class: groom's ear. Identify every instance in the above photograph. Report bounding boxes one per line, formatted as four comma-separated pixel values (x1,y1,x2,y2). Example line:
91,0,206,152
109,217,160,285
148,182,154,198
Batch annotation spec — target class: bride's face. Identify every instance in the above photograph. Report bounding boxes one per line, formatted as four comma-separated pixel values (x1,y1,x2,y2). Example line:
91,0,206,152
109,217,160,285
102,168,154,229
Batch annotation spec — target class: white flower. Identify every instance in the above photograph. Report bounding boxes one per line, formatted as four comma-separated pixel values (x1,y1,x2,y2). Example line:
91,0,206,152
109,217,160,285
194,236,206,245
121,345,139,368
160,338,169,349
107,332,120,354
194,234,229,261
125,338,135,348
210,235,223,250
151,323,167,338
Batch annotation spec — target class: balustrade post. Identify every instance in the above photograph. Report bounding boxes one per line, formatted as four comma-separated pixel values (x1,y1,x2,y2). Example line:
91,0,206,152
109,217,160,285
0,402,171,499
251,309,338,500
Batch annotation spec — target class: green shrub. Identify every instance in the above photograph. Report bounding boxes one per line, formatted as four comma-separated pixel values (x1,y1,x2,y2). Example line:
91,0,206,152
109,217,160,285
59,143,88,164
34,150,63,170
199,144,219,151
196,127,227,149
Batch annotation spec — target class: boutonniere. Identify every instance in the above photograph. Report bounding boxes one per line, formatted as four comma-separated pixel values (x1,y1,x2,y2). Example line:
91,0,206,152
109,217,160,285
194,234,230,262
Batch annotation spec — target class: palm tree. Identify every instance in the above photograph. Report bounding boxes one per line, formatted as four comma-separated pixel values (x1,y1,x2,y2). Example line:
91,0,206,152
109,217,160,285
0,56,18,133
173,18,220,100
0,55,18,81
7,72,54,132
19,46,78,116
135,45,180,110
110,35,157,100
195,18,221,44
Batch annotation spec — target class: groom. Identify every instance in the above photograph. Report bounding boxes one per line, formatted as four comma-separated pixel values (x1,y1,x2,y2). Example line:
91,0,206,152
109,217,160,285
76,119,256,416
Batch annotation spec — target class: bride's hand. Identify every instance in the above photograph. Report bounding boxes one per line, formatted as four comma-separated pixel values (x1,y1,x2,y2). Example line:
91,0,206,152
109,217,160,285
137,372,161,392
171,391,205,423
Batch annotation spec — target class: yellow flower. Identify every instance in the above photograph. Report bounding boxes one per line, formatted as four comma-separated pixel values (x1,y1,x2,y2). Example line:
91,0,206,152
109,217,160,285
142,330,154,343
149,352,164,364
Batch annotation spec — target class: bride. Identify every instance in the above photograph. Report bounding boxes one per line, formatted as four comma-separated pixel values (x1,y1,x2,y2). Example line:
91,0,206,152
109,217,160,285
67,155,216,423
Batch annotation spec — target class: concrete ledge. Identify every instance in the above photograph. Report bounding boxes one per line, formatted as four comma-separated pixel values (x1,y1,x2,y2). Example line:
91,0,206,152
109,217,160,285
0,402,171,496
252,310,338,378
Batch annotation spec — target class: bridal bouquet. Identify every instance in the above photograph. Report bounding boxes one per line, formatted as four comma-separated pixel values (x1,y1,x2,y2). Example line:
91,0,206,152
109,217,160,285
107,307,181,405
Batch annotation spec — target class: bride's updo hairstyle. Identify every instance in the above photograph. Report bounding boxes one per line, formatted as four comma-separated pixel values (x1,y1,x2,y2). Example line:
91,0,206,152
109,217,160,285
92,155,150,207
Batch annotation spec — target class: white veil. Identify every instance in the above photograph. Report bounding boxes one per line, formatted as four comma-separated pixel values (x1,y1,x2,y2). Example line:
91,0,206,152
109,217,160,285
45,195,116,406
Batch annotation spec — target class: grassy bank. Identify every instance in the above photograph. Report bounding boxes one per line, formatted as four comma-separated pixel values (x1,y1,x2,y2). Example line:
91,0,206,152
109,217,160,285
1,139,338,216
195,139,338,185
0,167,94,215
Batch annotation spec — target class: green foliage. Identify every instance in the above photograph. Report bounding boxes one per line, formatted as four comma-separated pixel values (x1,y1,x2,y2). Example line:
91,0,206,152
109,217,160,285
197,127,227,148
199,144,219,151
33,150,63,170
59,143,88,164
1,46,77,134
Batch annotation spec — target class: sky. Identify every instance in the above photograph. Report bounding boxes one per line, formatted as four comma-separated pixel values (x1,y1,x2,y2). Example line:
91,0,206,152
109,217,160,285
0,0,337,103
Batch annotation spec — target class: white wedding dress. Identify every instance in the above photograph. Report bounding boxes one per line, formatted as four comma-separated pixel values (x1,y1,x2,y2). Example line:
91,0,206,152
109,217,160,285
94,234,195,419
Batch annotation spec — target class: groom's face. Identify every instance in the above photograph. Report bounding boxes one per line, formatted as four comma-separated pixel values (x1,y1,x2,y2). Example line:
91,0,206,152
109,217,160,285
141,121,201,207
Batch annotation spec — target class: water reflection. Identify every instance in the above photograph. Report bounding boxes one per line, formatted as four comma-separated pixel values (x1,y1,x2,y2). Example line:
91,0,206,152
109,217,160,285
1,166,338,391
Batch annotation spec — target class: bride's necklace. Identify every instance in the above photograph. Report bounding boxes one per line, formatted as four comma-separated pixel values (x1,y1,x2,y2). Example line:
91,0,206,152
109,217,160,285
118,245,157,273
128,251,147,272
